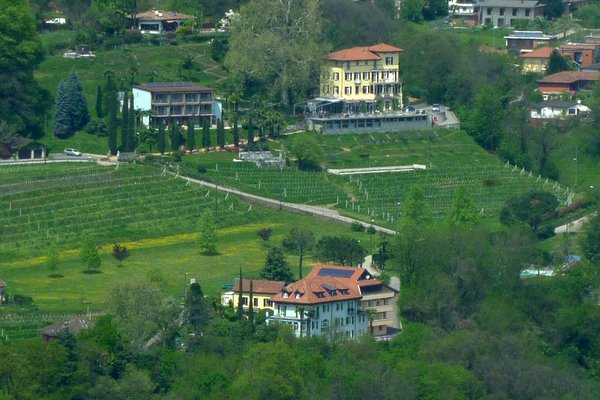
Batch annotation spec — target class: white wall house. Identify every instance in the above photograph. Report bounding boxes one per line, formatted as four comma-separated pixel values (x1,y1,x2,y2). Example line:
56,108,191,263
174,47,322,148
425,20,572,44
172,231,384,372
530,101,590,119
132,82,220,127
267,265,399,340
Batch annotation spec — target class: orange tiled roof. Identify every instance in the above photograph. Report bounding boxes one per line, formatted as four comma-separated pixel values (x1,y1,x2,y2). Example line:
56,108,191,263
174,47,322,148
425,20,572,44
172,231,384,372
271,276,363,305
520,47,554,59
233,279,285,294
538,71,600,84
271,265,381,305
326,43,403,61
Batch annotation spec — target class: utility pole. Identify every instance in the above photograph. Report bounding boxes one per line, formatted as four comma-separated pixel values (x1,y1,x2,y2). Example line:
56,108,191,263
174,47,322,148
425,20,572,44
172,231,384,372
183,272,188,303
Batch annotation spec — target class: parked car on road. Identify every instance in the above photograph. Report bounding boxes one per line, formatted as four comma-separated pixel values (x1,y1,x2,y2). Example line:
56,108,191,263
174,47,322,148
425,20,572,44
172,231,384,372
64,148,81,156
432,104,441,112
403,105,416,112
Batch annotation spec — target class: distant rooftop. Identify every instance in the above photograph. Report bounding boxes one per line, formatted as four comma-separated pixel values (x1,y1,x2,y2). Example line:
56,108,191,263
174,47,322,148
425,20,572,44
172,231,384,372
326,43,404,62
505,31,559,40
520,47,554,59
134,82,214,93
538,71,600,84
128,10,194,21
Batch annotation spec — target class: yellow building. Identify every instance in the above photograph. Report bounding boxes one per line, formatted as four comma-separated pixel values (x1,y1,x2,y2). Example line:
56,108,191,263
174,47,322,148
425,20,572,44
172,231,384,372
221,279,285,312
321,43,404,112
520,47,553,74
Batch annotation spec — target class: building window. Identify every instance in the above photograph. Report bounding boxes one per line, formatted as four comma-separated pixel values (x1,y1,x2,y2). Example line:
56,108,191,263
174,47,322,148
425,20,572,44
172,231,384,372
385,56,394,65
322,319,329,329
323,85,329,94
346,62,351,69
355,85,360,94
363,72,370,80
345,73,352,81
355,61,359,66
323,304,330,312
333,86,339,95
499,8,504,15
253,298,258,307
333,72,339,81
345,87,352,95
362,86,369,94
486,8,491,15
512,8,517,16
354,72,360,81
242,297,248,305
525,9,530,16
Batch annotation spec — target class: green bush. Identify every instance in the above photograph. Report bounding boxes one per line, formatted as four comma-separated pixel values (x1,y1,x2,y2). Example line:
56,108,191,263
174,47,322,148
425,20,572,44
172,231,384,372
351,222,365,232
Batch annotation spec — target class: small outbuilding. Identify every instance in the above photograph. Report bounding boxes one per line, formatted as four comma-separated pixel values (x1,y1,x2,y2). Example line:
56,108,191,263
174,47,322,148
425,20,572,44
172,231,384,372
40,318,95,343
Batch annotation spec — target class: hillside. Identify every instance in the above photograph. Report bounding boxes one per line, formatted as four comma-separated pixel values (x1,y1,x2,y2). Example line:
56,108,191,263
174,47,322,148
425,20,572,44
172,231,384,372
182,130,570,227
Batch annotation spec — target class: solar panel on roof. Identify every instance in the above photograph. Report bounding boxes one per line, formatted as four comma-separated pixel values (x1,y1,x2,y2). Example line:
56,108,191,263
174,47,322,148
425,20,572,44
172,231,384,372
317,268,354,278
144,82,194,87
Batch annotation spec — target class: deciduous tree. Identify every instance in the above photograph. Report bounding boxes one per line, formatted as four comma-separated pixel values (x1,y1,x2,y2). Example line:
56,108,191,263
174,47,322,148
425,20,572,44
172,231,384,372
198,209,218,254
80,236,101,272
225,0,327,105
282,228,315,279
291,135,324,171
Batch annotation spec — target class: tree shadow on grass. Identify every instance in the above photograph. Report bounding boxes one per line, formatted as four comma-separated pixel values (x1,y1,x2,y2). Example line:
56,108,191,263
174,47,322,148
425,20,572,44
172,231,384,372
81,270,102,274
202,251,220,256
48,274,64,279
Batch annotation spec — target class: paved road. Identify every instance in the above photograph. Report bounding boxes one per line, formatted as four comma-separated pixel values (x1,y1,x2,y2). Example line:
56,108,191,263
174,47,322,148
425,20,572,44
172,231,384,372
554,214,595,234
173,172,397,235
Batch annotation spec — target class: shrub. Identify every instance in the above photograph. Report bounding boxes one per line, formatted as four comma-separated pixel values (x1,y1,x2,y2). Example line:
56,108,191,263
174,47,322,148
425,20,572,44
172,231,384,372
351,222,365,232
84,119,107,136
13,294,33,306
257,227,273,241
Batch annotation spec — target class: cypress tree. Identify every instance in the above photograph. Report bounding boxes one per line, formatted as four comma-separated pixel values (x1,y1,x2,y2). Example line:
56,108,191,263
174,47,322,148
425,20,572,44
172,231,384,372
237,267,244,319
248,279,254,329
217,118,225,148
233,116,240,147
170,123,180,150
202,118,211,149
107,89,118,155
157,124,166,154
95,85,103,118
121,91,129,151
247,117,254,148
187,122,195,150
128,93,135,152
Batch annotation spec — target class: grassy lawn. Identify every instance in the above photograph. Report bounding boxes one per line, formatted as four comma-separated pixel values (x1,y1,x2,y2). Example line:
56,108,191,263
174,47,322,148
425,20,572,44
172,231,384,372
0,211,370,314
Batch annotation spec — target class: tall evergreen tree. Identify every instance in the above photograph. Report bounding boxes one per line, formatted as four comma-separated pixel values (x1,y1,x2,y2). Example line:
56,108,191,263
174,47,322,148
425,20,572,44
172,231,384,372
95,85,103,118
66,70,89,129
107,89,118,155
53,70,89,138
128,93,135,151
187,122,195,150
217,118,225,148
53,80,70,138
237,267,244,319
260,247,293,284
157,124,166,154
187,282,212,332
169,122,180,150
202,118,211,149
248,279,254,329
247,117,254,148
121,91,129,151
233,116,240,147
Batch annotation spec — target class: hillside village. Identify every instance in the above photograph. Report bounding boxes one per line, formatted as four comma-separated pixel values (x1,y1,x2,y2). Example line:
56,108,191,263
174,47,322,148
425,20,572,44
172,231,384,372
2,0,600,398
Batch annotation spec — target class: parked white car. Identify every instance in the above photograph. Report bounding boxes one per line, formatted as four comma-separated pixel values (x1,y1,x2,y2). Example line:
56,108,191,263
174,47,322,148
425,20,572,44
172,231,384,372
46,18,66,25
64,148,82,156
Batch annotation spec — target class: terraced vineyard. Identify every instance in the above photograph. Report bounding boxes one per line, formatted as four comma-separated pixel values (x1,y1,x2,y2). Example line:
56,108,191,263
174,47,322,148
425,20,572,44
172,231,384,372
183,160,346,205
338,161,570,223
0,163,258,256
